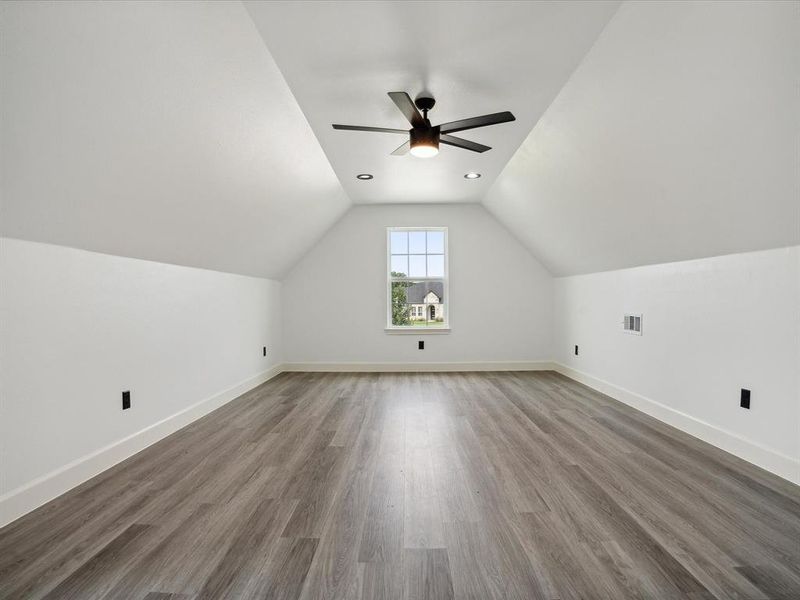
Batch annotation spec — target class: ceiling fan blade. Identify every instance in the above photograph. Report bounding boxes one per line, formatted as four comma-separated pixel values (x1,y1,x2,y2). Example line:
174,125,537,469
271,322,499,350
332,124,408,134
387,92,425,128
438,111,515,134
390,140,411,156
440,134,491,153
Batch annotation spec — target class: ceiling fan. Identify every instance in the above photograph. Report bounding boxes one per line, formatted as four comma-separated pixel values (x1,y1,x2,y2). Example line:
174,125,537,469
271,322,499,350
332,92,515,158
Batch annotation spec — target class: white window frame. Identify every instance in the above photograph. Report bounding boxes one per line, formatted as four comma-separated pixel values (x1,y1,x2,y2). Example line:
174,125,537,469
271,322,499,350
385,226,450,334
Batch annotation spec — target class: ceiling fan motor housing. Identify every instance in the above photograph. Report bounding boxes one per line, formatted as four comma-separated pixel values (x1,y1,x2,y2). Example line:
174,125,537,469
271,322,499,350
414,96,436,113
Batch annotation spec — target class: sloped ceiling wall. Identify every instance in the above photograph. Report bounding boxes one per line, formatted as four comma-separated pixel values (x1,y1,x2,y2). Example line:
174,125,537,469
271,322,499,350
0,1,350,279
484,1,800,276
2,1,796,281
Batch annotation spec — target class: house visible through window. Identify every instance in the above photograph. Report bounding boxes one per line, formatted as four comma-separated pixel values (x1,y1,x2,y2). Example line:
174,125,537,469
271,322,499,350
387,227,448,329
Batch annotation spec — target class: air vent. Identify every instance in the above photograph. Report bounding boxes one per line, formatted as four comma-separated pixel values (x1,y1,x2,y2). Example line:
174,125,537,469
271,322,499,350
623,314,642,335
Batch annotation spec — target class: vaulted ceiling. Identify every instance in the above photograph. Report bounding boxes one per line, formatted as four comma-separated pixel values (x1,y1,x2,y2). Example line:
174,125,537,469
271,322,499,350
244,1,620,205
1,1,796,279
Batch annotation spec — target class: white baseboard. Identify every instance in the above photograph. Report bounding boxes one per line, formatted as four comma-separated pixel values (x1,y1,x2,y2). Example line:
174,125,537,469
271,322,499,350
553,362,800,485
6,361,794,528
282,361,555,372
0,364,285,528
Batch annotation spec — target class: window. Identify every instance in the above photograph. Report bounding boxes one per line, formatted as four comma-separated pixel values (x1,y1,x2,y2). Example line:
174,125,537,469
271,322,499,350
387,227,448,330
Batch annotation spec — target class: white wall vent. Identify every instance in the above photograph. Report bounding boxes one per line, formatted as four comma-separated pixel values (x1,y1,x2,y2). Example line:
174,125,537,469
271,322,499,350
623,313,642,335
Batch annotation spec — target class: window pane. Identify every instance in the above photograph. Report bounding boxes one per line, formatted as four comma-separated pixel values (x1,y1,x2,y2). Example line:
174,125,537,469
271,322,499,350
427,230,444,254
408,255,426,277
392,280,446,327
390,231,407,254
409,231,426,254
390,255,408,277
427,254,444,277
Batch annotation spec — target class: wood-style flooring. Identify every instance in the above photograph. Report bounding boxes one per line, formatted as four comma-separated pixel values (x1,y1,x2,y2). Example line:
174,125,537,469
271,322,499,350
1,371,799,599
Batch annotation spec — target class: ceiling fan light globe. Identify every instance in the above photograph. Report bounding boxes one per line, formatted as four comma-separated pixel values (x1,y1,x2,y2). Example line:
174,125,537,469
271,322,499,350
409,144,439,158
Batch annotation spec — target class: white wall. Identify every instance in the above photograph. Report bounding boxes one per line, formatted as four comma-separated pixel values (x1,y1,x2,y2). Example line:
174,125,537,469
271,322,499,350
282,204,553,366
554,246,800,482
0,237,283,525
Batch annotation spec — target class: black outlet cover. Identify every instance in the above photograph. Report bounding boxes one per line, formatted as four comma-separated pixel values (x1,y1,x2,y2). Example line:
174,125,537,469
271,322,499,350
418,340,424,350
574,345,579,356
122,390,131,410
740,389,750,409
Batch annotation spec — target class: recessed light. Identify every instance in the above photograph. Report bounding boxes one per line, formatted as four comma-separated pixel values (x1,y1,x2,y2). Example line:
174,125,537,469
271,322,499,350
464,172,481,179
356,173,373,180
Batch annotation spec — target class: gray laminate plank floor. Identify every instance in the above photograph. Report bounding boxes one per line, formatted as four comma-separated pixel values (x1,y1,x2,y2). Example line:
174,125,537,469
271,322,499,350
1,371,798,599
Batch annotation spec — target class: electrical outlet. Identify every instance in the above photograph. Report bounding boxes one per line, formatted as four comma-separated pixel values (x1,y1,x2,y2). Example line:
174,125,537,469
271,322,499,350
574,345,579,356
418,340,424,350
740,389,750,409
263,346,267,357
122,390,131,410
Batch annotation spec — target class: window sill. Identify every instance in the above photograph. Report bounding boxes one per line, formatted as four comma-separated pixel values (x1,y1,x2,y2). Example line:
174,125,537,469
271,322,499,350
385,327,451,335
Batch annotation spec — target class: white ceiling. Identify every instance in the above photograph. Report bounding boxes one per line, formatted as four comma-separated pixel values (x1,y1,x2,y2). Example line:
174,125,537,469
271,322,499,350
484,0,800,275
2,1,796,280
0,1,349,279
245,1,620,205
